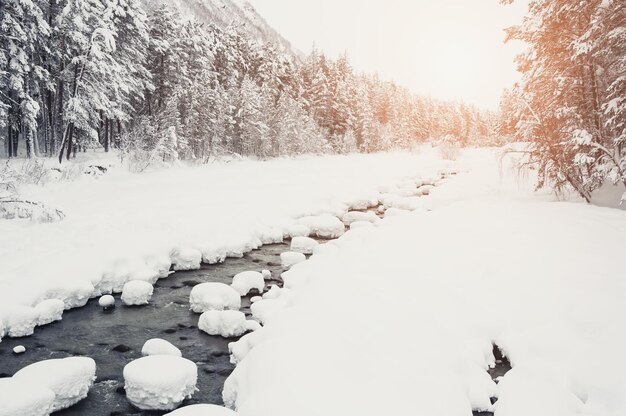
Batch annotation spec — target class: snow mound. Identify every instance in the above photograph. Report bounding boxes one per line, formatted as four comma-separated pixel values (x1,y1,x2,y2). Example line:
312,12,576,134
4,305,39,337
121,280,154,306
280,252,306,268
261,269,272,279
297,214,345,239
341,211,378,225
98,294,115,308
198,310,257,338
171,247,202,271
189,283,241,313
13,357,96,412
231,271,265,296
290,236,319,254
164,404,238,415
0,377,55,416
34,299,65,326
142,338,182,357
124,355,197,411
350,220,374,230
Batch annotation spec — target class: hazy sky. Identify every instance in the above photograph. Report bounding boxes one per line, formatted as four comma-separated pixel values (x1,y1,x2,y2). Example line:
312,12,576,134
247,0,528,109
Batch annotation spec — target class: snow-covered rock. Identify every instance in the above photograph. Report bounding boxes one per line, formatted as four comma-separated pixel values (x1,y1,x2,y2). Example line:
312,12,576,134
142,338,182,357
297,214,345,239
171,247,202,271
4,306,39,337
12,357,96,412
0,377,55,416
198,310,257,338
280,251,306,268
290,236,319,254
34,299,65,326
341,211,378,225
250,296,262,303
121,281,154,306
189,283,241,313
283,223,311,238
262,285,283,300
261,269,272,279
164,404,238,416
350,220,374,230
124,355,197,411
231,271,265,296
13,345,26,354
98,294,115,308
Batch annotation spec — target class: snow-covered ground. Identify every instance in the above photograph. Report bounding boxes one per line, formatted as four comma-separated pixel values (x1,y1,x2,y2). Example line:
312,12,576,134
223,150,626,416
0,150,452,339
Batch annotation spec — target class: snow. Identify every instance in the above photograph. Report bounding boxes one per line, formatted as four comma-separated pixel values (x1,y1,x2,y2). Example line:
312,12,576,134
231,271,265,296
189,283,241,313
349,220,374,230
142,338,183,357
123,355,197,411
98,294,115,308
34,299,65,326
171,247,202,271
289,236,319,254
198,310,258,338
297,214,345,239
280,251,306,268
164,404,238,415
0,377,55,416
12,357,96,412
222,149,626,416
1,153,431,340
341,211,378,225
121,280,154,306
12,345,26,354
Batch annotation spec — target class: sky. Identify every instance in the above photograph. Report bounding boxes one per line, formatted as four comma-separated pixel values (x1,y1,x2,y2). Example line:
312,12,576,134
247,0,529,109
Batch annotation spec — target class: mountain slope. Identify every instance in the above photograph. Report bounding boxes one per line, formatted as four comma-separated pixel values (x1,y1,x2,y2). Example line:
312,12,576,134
142,0,298,55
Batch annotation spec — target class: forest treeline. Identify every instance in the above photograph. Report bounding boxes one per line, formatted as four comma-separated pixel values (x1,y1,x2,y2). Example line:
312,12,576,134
1,0,500,163
501,0,625,201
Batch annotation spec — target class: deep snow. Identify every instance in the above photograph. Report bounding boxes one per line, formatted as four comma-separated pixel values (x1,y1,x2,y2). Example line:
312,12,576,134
0,151,449,338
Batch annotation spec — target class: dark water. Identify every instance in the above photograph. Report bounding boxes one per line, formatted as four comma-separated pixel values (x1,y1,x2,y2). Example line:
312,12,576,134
0,243,290,416
473,344,512,416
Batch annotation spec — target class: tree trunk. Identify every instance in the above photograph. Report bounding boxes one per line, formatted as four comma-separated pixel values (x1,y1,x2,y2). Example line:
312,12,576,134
104,116,109,152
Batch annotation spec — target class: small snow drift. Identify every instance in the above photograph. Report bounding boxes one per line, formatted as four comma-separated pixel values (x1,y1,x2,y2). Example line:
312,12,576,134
231,271,265,296
123,355,197,411
280,251,306,268
0,377,55,416
164,403,238,415
121,281,154,306
198,310,257,338
34,299,64,326
12,357,96,412
142,338,182,357
297,214,345,239
98,294,115,309
290,236,319,254
171,247,202,271
189,283,241,313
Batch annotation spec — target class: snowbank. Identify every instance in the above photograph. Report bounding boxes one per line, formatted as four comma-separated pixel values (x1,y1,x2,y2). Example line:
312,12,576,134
142,338,182,357
280,252,306,268
124,355,197,411
164,404,238,415
189,283,241,313
222,149,626,416
13,357,96,412
1,152,436,340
